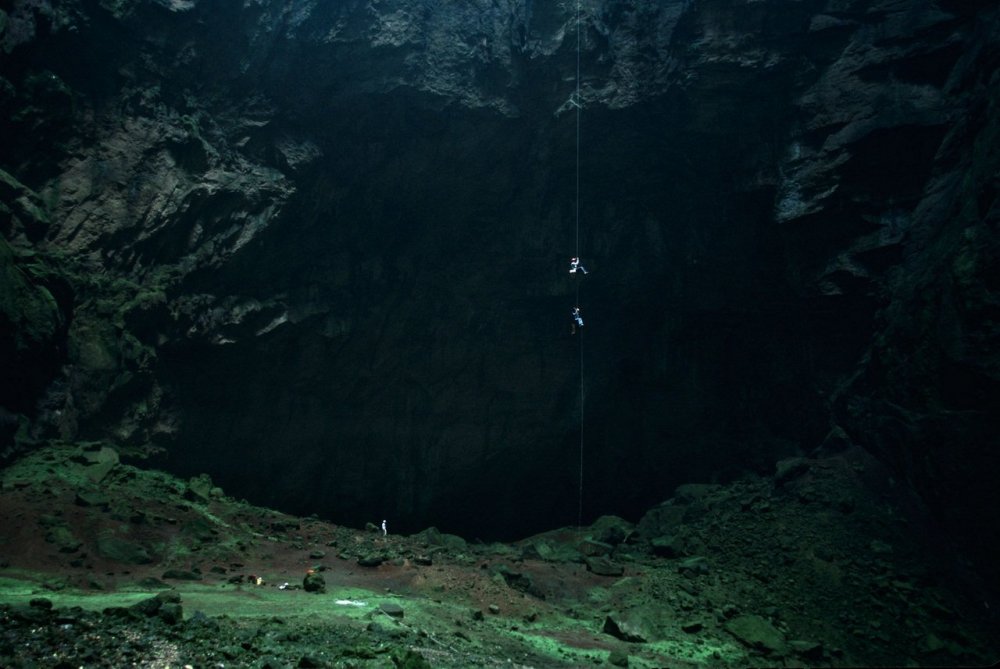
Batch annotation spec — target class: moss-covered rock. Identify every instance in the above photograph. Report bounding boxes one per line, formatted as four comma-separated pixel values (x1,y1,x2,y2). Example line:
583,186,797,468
96,534,154,565
724,614,786,654
0,168,49,240
0,235,68,420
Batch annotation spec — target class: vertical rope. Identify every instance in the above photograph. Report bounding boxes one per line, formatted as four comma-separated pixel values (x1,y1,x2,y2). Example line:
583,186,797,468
575,0,584,531
575,0,581,260
578,312,584,529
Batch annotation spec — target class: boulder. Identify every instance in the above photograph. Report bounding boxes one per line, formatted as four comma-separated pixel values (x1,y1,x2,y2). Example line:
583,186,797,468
602,614,648,643
80,446,120,484
677,556,709,576
96,535,153,565
584,556,625,577
184,473,215,503
46,525,82,553
74,489,110,508
303,571,326,593
724,614,786,654
412,527,467,552
357,554,385,568
774,457,810,486
379,602,404,618
590,515,634,546
650,535,685,558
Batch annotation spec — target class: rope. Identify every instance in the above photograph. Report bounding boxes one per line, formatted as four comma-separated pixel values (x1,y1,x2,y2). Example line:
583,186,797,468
575,0,581,259
578,313,584,529
575,0,584,531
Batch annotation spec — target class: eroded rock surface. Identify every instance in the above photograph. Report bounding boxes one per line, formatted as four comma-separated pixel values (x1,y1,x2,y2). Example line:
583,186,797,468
0,1,997,583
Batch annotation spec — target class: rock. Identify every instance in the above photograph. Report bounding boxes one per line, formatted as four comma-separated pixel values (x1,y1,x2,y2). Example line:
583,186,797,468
590,515,634,546
96,535,153,565
297,655,327,668
357,554,385,568
80,446,120,483
774,457,810,486
45,525,82,553
602,614,648,643
488,604,500,615
129,594,164,617
158,602,183,624
309,550,325,559
379,602,404,618
157,591,181,604
578,539,613,556
184,473,215,503
303,571,326,593
522,540,556,561
725,614,786,654
412,527,467,552
521,538,580,563
74,489,110,508
28,598,53,610
636,502,686,539
584,556,625,577
677,556,709,576
681,620,704,633
650,535,685,558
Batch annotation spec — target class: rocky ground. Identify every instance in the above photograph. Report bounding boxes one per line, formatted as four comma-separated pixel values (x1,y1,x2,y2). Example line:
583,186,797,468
1,442,997,668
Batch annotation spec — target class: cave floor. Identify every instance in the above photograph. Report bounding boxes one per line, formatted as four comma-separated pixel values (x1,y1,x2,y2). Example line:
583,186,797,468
1,443,998,668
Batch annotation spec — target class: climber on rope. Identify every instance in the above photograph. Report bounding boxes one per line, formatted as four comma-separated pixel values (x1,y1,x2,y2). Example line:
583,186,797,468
572,306,584,334
569,257,588,274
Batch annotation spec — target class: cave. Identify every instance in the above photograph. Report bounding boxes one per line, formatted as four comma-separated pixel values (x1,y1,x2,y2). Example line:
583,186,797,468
2,1,999,667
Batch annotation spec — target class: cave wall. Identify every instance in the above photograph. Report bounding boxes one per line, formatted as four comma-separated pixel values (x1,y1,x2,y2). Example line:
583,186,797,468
1,0,997,556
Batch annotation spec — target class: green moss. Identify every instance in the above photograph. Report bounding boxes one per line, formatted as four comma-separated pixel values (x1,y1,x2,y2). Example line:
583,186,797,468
0,236,62,349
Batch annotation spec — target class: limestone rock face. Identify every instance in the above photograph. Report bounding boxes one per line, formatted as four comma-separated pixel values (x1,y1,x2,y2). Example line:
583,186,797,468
1,0,998,575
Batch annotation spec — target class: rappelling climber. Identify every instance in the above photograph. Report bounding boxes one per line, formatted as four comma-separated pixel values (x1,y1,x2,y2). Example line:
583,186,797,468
572,306,584,334
569,257,588,274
